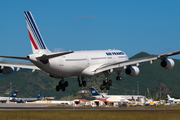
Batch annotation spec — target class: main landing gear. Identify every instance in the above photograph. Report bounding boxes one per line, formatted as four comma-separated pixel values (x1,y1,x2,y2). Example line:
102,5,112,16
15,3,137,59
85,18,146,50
100,79,112,90
78,77,87,87
116,73,121,81
56,78,68,92
100,72,121,90
56,77,87,92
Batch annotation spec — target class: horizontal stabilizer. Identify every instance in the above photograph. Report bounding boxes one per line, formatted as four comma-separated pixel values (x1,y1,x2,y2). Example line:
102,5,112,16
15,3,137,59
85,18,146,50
0,56,28,60
36,51,73,64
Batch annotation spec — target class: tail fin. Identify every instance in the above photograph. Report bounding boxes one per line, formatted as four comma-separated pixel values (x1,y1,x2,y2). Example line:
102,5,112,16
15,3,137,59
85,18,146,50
167,95,171,99
10,90,18,98
36,92,41,98
24,11,50,54
89,86,100,96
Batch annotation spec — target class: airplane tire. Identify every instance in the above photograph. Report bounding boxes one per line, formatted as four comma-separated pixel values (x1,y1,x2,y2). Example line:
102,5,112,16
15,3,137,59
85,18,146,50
100,84,105,90
64,81,68,87
56,85,60,91
103,80,107,85
108,80,112,86
116,76,121,81
82,81,86,87
79,83,82,87
62,86,66,91
106,83,110,90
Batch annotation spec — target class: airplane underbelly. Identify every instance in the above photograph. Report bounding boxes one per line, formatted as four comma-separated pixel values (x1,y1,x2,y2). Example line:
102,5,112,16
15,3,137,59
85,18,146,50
45,59,88,77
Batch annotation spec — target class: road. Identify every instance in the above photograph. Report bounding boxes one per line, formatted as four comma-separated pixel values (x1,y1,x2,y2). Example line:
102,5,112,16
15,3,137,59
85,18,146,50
0,103,179,111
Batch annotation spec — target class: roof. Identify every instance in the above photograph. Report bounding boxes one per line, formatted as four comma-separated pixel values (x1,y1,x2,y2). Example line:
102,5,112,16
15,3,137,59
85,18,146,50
78,99,89,102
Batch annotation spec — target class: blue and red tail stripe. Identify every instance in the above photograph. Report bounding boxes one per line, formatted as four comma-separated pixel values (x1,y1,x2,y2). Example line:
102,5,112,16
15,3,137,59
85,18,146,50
28,30,38,49
24,11,46,50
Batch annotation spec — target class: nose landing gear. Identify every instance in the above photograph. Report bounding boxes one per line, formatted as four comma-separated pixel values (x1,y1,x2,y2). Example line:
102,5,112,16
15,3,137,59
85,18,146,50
56,78,68,92
78,77,87,87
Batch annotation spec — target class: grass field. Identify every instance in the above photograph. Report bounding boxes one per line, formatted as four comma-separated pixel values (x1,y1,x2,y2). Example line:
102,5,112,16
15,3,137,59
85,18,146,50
0,110,180,120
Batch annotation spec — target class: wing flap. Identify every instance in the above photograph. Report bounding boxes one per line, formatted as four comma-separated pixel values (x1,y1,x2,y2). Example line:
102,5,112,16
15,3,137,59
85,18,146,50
95,50,180,74
95,55,158,74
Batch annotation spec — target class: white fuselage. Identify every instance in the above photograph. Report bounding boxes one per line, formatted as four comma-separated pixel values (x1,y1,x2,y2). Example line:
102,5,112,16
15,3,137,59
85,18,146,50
168,98,180,103
29,50,128,78
11,98,40,102
92,95,145,101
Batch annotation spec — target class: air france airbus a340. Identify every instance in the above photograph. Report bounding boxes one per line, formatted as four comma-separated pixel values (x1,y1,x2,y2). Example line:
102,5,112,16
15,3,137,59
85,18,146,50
0,11,180,92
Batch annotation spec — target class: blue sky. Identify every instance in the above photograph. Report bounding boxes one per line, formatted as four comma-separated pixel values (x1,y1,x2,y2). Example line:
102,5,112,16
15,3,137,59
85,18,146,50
0,0,180,60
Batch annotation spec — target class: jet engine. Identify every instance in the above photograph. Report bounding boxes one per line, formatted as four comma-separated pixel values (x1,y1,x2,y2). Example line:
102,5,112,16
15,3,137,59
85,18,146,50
0,66,14,75
161,58,175,69
125,66,140,76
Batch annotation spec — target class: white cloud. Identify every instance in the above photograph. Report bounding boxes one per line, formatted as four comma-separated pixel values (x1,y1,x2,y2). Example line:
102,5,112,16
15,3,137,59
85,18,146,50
53,48,64,52
0,58,3,61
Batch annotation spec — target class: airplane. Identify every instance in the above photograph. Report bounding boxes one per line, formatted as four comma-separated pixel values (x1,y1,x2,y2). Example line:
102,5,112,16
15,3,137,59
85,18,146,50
167,95,180,103
0,11,180,92
89,86,143,101
10,92,41,103
0,90,18,103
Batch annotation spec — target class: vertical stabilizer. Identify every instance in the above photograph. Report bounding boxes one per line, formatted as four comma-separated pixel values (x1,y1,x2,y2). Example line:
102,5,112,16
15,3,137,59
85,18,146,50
89,86,100,96
24,11,50,54
167,95,171,99
10,90,18,98
36,92,41,99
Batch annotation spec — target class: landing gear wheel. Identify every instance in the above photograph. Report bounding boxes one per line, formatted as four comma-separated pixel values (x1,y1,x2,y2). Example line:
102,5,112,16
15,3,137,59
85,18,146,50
116,76,121,81
103,80,107,85
106,83,110,90
64,81,68,87
79,83,82,87
108,79,112,86
82,81,86,87
56,85,60,91
100,84,105,90
62,86,66,91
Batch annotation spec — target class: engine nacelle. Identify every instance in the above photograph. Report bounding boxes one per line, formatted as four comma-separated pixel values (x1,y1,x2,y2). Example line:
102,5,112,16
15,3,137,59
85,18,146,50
125,66,140,76
0,66,14,75
161,58,175,69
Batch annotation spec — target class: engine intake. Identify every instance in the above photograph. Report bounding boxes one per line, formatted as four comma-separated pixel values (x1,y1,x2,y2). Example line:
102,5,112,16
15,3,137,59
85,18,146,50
161,58,175,69
125,66,140,76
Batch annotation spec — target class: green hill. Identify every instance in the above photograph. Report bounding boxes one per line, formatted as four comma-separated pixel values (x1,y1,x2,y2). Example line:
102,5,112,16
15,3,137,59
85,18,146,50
0,52,180,100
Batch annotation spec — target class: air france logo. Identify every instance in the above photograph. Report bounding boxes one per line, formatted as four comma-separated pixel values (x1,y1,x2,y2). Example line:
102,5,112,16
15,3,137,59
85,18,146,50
92,90,96,93
106,52,124,56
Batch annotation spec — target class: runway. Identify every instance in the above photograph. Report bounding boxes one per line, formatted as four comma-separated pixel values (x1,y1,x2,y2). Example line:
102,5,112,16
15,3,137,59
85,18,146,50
0,103,180,111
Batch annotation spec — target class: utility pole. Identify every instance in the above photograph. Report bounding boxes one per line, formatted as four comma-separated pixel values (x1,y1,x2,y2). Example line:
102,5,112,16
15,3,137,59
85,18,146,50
9,82,12,101
137,81,139,95
160,88,161,100
9,83,12,97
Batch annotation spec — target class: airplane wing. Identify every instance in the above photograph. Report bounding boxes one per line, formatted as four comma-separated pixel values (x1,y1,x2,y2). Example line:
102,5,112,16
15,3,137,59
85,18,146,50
0,61,40,71
94,50,180,74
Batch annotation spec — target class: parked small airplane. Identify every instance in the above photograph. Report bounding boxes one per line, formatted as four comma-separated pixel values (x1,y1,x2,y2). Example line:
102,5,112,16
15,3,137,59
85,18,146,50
10,92,41,103
167,95,180,103
0,90,18,103
0,11,180,92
